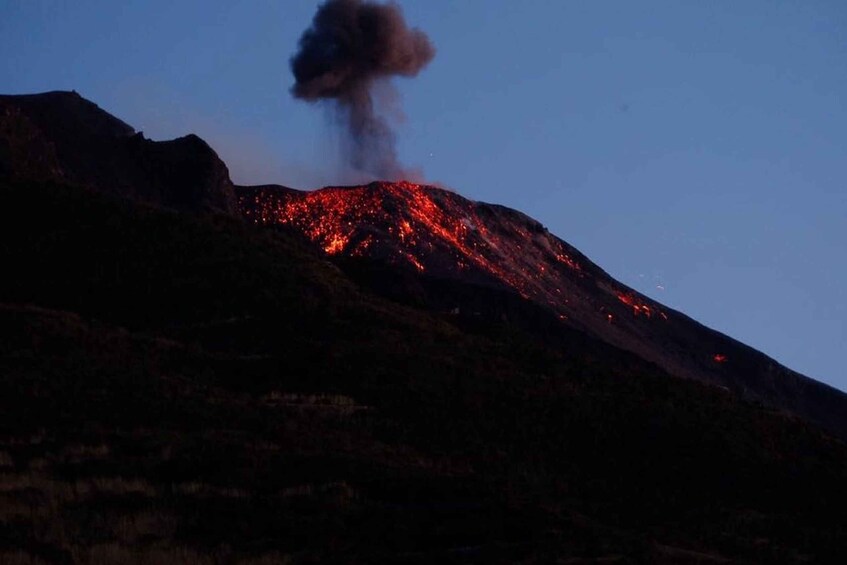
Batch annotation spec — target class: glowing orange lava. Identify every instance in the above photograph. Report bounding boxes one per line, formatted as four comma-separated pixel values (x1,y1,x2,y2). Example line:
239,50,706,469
713,354,728,363
616,292,654,318
240,182,683,331
239,181,587,311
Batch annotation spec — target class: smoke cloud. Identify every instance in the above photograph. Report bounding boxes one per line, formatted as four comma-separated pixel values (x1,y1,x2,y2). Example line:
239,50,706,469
290,0,435,180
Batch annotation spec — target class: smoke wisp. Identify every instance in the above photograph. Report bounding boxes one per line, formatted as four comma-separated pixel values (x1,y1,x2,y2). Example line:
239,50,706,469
290,0,435,180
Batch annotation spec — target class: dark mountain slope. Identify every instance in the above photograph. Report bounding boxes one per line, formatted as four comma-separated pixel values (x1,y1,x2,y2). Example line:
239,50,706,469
0,91,235,213
3,178,847,563
238,181,847,440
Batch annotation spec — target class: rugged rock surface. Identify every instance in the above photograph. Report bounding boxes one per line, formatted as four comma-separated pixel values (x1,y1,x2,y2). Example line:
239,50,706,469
0,91,236,214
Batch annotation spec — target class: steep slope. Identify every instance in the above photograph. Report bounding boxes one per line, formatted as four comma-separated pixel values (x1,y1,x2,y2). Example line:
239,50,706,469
0,91,236,214
238,181,847,439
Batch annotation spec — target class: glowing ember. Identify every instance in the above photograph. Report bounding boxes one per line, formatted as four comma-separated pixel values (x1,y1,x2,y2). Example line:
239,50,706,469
403,250,426,272
713,354,728,363
324,233,349,254
556,253,581,271
616,292,654,318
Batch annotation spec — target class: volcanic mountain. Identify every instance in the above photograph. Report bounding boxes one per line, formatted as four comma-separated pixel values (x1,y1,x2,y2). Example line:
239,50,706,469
238,181,847,439
4,91,846,438
4,91,847,562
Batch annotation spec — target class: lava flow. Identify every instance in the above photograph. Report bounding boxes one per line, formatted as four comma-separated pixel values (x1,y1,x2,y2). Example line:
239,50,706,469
615,291,667,320
240,181,590,304
239,181,669,330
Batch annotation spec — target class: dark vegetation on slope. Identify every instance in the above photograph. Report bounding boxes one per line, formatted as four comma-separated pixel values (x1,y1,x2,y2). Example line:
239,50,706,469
1,179,847,564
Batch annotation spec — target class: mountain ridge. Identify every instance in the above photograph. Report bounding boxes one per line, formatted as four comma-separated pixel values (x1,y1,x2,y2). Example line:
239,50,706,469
0,90,236,214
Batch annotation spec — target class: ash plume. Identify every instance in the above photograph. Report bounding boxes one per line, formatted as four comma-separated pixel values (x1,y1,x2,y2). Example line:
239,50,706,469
290,0,435,180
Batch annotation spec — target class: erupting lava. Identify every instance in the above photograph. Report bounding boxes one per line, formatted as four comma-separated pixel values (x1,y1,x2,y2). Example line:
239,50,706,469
239,181,668,330
240,181,585,301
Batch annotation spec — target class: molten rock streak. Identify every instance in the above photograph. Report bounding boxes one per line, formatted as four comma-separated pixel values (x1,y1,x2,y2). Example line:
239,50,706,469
290,0,435,179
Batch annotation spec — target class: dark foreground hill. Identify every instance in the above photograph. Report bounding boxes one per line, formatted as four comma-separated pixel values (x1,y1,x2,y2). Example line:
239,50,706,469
0,92,847,563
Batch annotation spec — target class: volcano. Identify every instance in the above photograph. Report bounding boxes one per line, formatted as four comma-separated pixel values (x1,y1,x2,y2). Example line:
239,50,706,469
4,91,847,562
238,180,847,439
4,91,846,438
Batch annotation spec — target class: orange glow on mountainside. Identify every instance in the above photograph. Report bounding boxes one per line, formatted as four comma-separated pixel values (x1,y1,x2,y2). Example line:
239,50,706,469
241,181,584,296
617,292,654,318
239,181,668,328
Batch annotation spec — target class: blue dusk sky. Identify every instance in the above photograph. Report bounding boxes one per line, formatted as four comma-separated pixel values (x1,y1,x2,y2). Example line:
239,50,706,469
1,1,845,390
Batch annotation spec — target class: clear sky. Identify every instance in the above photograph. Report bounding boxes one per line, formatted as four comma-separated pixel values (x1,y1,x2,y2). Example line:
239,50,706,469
2,1,845,390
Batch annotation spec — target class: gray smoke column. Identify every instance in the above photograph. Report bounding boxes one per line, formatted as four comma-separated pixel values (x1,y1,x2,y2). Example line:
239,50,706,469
290,0,435,180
